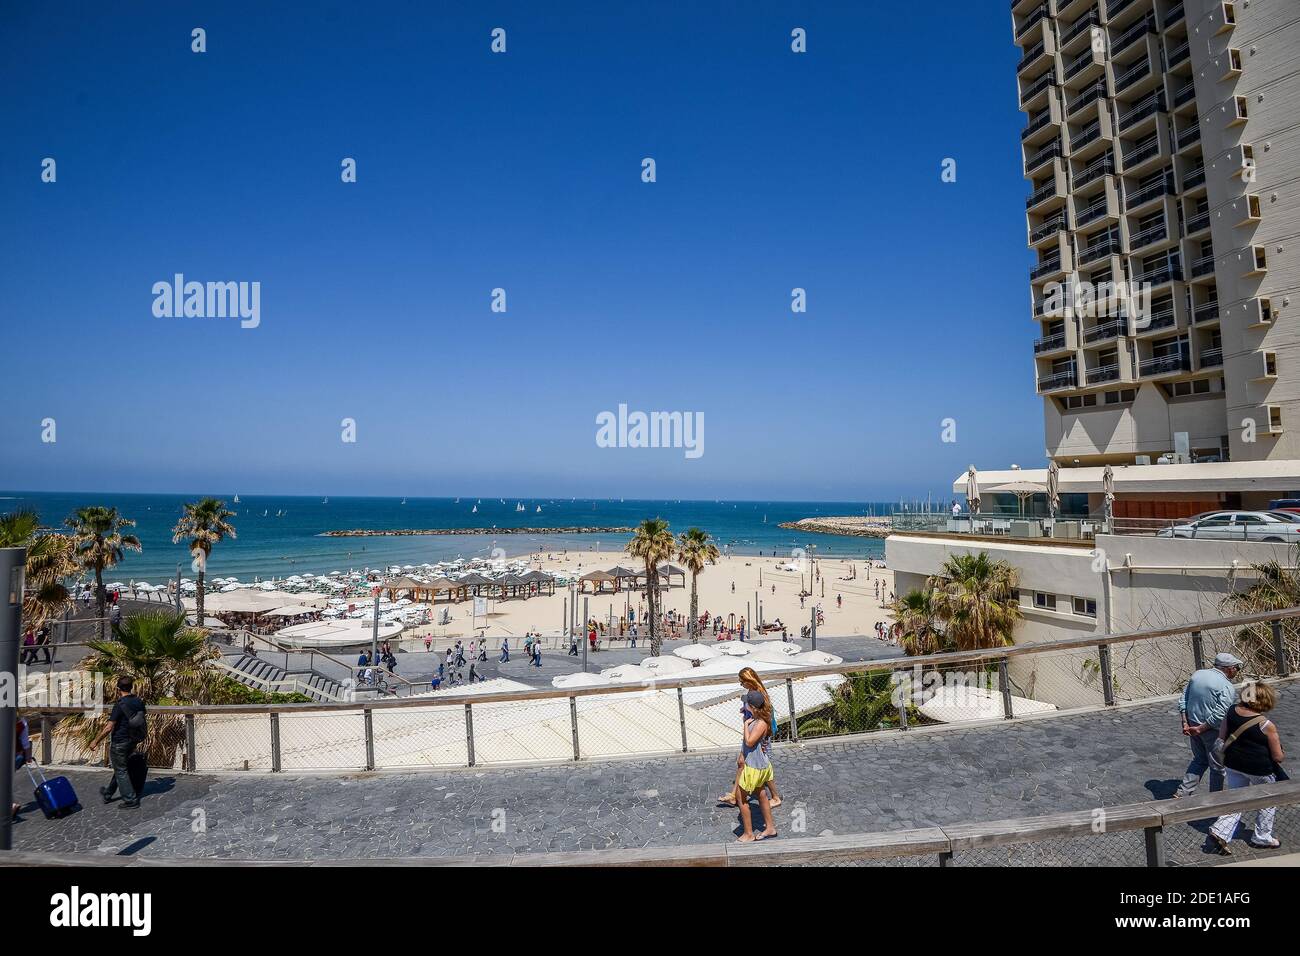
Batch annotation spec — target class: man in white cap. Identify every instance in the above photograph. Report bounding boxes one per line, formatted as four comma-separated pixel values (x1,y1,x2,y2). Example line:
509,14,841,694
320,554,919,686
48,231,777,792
1174,652,1242,797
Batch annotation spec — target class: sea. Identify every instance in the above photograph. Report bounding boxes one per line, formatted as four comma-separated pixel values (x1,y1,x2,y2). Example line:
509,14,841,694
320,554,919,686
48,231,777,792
1,492,904,584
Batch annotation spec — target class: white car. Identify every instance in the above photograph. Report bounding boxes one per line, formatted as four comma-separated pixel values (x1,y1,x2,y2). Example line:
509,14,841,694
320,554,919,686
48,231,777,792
1157,510,1300,542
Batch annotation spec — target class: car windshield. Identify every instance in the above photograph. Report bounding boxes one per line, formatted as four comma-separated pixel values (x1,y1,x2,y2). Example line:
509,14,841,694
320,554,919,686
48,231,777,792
1267,511,1300,522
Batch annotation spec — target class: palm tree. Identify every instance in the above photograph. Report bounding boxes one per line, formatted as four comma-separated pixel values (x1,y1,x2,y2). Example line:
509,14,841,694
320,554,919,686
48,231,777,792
627,517,675,656
172,497,237,625
888,588,943,656
65,506,141,640
677,527,719,642
0,509,77,631
58,610,220,765
798,671,906,738
926,551,1022,651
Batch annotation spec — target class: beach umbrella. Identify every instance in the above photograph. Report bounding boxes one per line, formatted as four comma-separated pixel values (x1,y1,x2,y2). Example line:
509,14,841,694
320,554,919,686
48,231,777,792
748,643,806,664
552,672,609,689
599,663,656,683
991,481,1044,518
965,465,981,526
751,640,801,657
716,642,753,657
673,644,721,662
791,650,843,666
1047,459,1061,520
1102,464,1115,532
640,655,693,674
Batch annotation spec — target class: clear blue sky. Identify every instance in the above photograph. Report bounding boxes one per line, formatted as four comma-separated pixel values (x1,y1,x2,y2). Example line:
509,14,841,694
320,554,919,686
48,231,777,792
1,2,1044,501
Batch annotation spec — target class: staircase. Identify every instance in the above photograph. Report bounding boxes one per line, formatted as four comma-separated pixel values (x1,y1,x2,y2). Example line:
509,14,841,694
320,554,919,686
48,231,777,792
219,653,349,703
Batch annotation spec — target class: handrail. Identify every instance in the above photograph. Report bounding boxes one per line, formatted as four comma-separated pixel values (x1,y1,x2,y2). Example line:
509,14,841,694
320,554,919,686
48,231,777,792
23,606,1300,717
4,781,1296,867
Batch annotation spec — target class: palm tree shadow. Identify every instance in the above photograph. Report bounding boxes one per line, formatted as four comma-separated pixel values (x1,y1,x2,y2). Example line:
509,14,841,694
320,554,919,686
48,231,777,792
1145,778,1180,800
139,775,177,799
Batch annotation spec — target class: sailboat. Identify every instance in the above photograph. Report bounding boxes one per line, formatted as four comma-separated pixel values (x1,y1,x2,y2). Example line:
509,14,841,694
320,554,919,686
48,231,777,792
401,498,407,505
535,505,542,513
233,494,240,503
262,510,268,517
516,502,524,512
323,497,329,505
276,510,283,517
472,504,478,513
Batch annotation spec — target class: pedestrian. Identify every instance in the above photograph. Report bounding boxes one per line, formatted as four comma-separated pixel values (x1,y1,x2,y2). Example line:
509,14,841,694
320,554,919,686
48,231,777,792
478,642,487,662
424,634,432,652
91,676,147,809
569,634,579,656
532,641,542,668
11,715,32,820
734,690,777,843
499,637,509,663
20,629,36,666
837,593,842,609
1175,652,1242,797
1209,681,1286,853
438,660,445,682
718,668,781,810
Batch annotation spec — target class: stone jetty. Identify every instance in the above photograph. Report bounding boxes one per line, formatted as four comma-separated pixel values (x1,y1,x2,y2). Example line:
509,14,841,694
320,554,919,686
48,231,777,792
322,526,635,537
776,516,893,538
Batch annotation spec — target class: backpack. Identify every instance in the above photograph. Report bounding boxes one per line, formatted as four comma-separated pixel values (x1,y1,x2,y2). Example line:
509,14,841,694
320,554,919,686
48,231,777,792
126,705,147,744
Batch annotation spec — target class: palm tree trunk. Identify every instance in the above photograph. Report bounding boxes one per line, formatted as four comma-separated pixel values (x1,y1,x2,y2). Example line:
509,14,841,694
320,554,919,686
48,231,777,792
94,566,105,641
196,569,205,626
690,572,699,643
647,565,660,657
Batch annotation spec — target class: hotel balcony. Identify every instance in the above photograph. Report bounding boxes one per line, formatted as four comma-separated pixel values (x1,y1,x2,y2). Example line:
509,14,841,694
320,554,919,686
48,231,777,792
1132,256,1182,288
1192,300,1220,326
1247,297,1274,329
1113,46,1158,98
1055,0,1094,20
1084,317,1129,344
1060,8,1102,55
1242,245,1267,277
1138,352,1191,378
1034,330,1072,355
1074,182,1121,228
1213,1,1237,36
1020,67,1059,110
1069,115,1114,162
1017,37,1053,75
1117,90,1165,135
1078,233,1124,266
1133,300,1178,336
1015,4,1053,44
1164,3,1184,27
1026,164,1069,211
1185,209,1210,236
1105,0,1149,30
1032,294,1069,320
1025,140,1062,176
1128,220,1170,254
1199,346,1223,369
1167,38,1190,70
1182,163,1206,194
1066,80,1110,120
1123,173,1173,214
1072,153,1116,192
1190,251,1216,281
1037,368,1079,392
1030,213,1070,247
1110,11,1157,57
1120,126,1169,175
1175,122,1200,153
1022,103,1061,146
1031,255,1066,282
1085,362,1123,385
1064,44,1107,89
1171,80,1197,112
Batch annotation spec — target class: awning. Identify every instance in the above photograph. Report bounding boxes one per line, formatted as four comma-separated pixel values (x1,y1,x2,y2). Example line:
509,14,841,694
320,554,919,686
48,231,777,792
953,460,1300,496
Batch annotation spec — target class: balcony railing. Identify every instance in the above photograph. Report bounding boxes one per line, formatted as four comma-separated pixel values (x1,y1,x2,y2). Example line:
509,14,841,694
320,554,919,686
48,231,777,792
1085,319,1128,343
1177,124,1201,149
1031,257,1064,280
1114,57,1152,93
1129,221,1168,250
1135,304,1176,332
1026,181,1060,208
1074,156,1115,189
1134,260,1182,285
1107,0,1138,18
1173,83,1196,108
1164,4,1184,26
1023,109,1056,140
1071,121,1103,151
1192,254,1216,278
1186,211,1210,234
1080,235,1123,263
1076,201,1111,227
1037,368,1078,392
1021,70,1056,104
1065,49,1100,80
1031,217,1069,243
1087,363,1122,384
1119,91,1164,130
1193,301,1220,324
1125,176,1171,209
1123,138,1162,169
1183,166,1206,191
1016,4,1050,39
1200,347,1223,368
1139,353,1190,376
1112,13,1156,55
1168,42,1190,68
1025,142,1061,172
1019,41,1047,72
1034,332,1069,353
1068,80,1109,116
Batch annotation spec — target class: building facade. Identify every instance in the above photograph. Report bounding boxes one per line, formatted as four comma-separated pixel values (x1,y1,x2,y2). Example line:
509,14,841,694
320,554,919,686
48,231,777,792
1016,0,1299,465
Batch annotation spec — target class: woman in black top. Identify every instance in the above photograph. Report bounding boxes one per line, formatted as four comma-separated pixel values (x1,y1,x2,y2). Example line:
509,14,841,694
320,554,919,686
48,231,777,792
1210,682,1286,853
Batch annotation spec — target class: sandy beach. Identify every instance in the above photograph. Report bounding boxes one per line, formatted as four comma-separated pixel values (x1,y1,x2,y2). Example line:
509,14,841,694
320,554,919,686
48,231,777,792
401,550,897,649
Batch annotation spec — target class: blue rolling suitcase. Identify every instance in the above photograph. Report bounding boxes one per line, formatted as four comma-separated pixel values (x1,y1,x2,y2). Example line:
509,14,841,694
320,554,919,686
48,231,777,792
25,760,80,818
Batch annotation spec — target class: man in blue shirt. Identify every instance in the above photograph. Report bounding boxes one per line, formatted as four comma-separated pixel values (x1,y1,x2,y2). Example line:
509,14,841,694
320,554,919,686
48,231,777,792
1175,652,1242,797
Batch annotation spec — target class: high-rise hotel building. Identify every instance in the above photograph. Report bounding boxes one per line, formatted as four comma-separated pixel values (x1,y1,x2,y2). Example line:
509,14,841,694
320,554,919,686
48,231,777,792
1016,0,1299,465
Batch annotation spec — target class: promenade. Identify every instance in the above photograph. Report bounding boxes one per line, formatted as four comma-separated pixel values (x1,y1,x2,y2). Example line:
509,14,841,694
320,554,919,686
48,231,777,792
10,680,1297,865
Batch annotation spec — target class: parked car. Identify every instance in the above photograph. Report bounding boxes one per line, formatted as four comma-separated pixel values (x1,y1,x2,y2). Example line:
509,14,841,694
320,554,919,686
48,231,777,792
1268,498,1300,514
1157,510,1300,542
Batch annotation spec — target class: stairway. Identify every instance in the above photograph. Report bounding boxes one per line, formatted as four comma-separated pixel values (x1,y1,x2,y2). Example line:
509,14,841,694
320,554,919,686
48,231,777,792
223,653,347,703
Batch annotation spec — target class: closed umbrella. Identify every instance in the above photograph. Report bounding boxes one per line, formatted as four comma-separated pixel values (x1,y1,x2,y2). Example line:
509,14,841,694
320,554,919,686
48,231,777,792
965,465,981,532
1047,459,1061,520
1102,464,1115,532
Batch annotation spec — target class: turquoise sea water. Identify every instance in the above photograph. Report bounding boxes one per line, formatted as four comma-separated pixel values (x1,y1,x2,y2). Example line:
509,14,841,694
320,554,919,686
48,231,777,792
2,492,897,583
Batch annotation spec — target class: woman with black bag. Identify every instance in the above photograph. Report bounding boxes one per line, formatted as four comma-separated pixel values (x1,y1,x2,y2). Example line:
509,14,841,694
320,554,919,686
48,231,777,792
1209,682,1286,853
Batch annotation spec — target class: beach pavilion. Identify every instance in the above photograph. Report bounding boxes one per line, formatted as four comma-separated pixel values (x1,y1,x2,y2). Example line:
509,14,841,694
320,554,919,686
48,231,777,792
520,569,556,597
608,566,640,589
577,569,618,594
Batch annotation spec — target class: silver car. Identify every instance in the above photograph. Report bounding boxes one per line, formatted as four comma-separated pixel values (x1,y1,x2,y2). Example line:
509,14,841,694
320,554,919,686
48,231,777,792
1157,510,1300,542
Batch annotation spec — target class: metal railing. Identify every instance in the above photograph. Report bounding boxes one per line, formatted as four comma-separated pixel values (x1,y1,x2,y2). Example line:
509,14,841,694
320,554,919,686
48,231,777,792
19,607,1300,775
1073,155,1114,189
1200,346,1223,368
1037,368,1078,391
1129,221,1168,250
1139,352,1190,376
1114,56,1152,93
1124,176,1171,210
1111,13,1155,55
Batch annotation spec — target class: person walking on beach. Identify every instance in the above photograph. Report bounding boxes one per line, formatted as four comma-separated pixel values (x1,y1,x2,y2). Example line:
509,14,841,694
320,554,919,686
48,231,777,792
532,641,542,668
478,641,487,663
734,690,777,843
1209,681,1286,852
424,634,432,652
568,634,579,656
1175,652,1242,797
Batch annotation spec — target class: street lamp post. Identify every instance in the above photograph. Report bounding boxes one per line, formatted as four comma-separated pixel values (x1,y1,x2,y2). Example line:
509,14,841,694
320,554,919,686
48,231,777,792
1,546,28,851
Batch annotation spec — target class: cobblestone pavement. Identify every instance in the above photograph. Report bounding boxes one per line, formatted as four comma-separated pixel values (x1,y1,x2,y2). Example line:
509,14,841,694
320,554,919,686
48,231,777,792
11,681,1297,864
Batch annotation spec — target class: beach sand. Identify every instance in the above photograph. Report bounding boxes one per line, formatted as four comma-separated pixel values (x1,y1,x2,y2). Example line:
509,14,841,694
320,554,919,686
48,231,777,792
402,551,896,649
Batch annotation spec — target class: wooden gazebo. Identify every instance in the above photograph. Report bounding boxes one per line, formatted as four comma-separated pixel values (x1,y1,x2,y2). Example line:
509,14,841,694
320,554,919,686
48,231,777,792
578,569,618,594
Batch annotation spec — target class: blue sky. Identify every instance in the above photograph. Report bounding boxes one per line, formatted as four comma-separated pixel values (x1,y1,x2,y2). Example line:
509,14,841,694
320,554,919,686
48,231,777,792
1,2,1043,501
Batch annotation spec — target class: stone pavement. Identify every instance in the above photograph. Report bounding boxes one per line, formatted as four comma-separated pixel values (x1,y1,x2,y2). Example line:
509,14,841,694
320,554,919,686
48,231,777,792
10,681,1298,865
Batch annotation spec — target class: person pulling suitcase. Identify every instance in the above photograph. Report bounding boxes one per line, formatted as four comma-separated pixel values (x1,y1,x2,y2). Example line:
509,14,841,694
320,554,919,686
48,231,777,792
90,676,147,809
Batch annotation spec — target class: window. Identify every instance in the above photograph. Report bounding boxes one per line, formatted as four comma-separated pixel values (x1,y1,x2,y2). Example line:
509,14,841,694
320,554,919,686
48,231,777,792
1063,393,1099,409
1034,592,1057,610
1073,597,1097,617
1105,388,1137,405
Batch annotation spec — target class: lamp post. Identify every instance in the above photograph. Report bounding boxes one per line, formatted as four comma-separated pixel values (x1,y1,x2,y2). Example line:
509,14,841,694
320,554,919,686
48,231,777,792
371,585,381,667
1,546,28,851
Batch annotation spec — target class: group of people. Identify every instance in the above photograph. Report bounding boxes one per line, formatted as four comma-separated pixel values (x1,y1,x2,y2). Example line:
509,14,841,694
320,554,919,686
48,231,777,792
19,625,53,666
716,667,780,842
1176,652,1287,853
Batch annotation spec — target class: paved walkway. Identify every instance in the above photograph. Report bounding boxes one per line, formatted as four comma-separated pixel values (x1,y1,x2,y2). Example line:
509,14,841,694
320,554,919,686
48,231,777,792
10,681,1297,865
